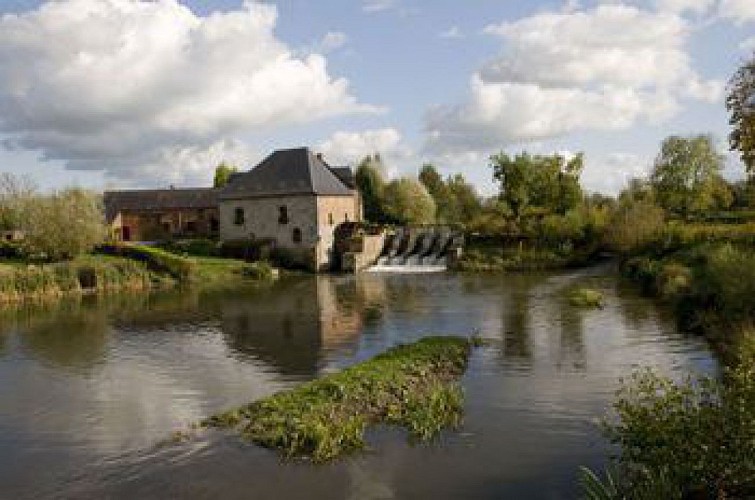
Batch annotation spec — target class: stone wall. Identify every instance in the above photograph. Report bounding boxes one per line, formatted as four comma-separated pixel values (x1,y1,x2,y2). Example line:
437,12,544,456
219,193,361,271
112,208,218,242
315,195,361,271
342,233,386,273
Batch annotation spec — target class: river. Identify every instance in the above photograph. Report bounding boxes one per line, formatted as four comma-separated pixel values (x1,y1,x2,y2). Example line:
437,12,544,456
0,265,716,499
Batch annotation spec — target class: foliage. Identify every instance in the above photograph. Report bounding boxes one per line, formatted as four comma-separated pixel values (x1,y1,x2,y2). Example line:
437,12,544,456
568,288,604,308
0,255,154,302
490,151,584,220
101,244,197,282
618,177,655,205
0,173,36,231
355,154,389,223
578,467,620,500
599,357,755,499
20,188,107,261
538,204,610,249
213,162,239,188
160,239,219,257
383,177,436,225
650,135,724,216
603,199,666,255
201,336,475,462
241,261,275,280
420,164,482,226
456,240,574,272
727,52,755,176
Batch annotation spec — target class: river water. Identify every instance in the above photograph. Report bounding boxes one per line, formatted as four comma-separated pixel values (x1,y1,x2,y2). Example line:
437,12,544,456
0,265,716,499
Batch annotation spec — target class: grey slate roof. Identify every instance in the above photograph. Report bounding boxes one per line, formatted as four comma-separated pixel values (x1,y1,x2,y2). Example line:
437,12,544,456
104,188,218,222
329,167,356,189
220,147,354,200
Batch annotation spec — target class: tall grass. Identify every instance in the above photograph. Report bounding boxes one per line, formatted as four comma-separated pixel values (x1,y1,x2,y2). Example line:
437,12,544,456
0,255,155,302
99,244,197,282
200,336,475,462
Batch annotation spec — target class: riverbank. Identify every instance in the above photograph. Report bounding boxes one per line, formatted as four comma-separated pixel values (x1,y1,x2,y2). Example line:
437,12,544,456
452,236,601,272
0,254,166,303
621,232,755,362
0,245,276,305
200,336,476,462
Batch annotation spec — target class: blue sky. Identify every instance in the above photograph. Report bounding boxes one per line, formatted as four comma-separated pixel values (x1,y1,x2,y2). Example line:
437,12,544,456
0,0,753,195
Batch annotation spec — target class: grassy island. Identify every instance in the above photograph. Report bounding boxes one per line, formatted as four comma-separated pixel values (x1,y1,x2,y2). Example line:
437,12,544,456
201,336,476,462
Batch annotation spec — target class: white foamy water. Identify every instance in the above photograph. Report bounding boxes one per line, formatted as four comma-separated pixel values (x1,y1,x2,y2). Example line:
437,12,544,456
366,265,447,273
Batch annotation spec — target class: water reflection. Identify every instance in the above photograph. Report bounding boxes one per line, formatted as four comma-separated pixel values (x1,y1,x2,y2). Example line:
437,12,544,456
221,279,363,376
0,268,717,500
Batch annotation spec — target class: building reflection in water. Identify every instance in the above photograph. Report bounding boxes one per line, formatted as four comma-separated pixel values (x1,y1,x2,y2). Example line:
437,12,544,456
220,277,367,377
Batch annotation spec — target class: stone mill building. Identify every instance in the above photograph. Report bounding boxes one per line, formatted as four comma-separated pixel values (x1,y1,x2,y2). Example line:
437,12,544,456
105,147,362,272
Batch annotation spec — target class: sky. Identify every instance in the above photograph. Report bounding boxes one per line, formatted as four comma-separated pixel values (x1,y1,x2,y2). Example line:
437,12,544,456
0,0,753,195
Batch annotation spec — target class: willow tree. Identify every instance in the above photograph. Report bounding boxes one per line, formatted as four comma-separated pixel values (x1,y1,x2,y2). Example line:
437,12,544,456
383,178,436,225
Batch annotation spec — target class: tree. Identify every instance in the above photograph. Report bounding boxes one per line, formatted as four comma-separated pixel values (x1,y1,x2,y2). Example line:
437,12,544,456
213,163,239,188
445,174,482,225
650,135,723,217
490,151,584,220
726,53,755,177
20,188,106,261
355,154,389,223
418,164,445,197
382,178,436,225
0,173,36,231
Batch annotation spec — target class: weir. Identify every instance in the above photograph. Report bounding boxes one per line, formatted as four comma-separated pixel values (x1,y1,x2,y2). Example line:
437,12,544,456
368,227,463,273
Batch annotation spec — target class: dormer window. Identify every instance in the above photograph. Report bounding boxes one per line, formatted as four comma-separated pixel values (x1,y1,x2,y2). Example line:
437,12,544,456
278,206,289,225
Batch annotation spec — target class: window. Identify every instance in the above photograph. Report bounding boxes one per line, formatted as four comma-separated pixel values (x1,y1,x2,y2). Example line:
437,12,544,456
234,207,245,225
344,213,350,222
328,213,334,225
185,221,197,233
278,206,289,225
292,227,302,244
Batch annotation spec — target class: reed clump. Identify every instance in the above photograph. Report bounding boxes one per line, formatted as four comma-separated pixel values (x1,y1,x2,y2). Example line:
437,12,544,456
202,336,475,462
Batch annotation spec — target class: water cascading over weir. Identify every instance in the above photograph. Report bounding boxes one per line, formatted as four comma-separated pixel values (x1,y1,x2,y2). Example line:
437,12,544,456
337,225,464,273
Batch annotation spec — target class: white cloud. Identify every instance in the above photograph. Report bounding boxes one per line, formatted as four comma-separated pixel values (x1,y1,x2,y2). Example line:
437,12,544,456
655,0,716,15
0,0,374,186
740,36,755,52
582,152,651,195
362,0,396,13
316,31,349,53
719,0,755,24
425,4,723,158
317,128,413,176
439,26,464,39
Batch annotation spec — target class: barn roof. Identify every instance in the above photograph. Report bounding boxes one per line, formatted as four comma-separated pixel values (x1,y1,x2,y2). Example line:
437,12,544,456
103,188,218,221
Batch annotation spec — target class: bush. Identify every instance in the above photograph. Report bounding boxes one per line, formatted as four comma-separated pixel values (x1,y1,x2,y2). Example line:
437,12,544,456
568,288,604,308
604,200,666,255
19,188,106,261
241,261,275,281
599,355,755,498
692,243,755,322
160,239,219,258
99,244,197,282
